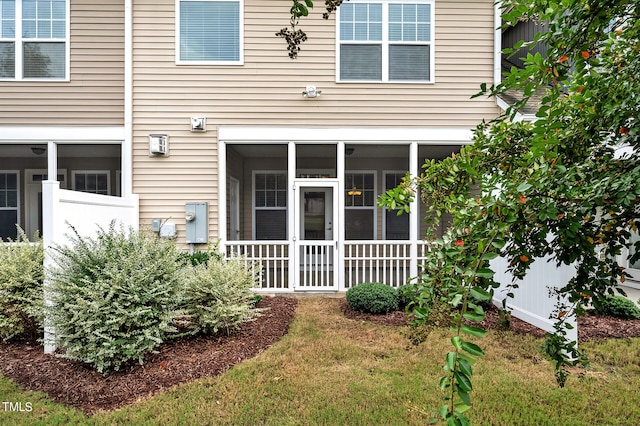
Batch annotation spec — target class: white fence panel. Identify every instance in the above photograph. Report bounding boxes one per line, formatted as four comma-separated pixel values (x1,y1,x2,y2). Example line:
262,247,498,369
41,181,139,353
491,256,577,342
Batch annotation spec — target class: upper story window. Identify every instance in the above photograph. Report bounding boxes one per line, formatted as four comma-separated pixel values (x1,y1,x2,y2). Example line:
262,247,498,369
0,0,68,81
177,0,243,65
337,0,434,83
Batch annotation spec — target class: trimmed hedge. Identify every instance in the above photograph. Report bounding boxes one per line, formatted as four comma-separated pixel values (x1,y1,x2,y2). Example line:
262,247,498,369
346,282,399,314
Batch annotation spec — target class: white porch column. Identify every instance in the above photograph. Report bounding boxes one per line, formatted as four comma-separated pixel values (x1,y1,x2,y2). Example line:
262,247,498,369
287,141,296,290
218,140,227,253
409,142,419,278
47,141,57,180
337,141,346,291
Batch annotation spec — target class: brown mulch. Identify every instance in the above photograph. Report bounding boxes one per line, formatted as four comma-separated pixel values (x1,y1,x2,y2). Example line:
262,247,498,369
3,295,640,415
0,296,297,414
339,298,640,341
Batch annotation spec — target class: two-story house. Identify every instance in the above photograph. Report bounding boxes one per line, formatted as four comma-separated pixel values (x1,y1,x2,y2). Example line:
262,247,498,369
1,0,507,293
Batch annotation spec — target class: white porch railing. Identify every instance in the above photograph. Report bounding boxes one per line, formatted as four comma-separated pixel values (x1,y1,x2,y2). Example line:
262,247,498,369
226,241,291,291
345,241,416,288
225,240,432,291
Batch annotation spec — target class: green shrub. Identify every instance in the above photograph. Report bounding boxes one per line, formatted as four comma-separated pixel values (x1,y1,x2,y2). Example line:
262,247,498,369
346,282,398,314
179,257,263,335
48,223,183,375
178,242,224,266
594,295,640,319
397,283,418,310
0,228,44,342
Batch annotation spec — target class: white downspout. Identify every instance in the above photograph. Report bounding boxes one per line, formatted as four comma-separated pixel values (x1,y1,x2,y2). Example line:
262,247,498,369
494,1,502,89
122,0,133,198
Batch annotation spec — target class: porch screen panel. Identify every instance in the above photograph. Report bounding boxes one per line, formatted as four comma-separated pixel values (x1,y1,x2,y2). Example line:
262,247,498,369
255,210,286,240
345,210,374,240
345,172,375,240
384,173,409,239
0,172,18,240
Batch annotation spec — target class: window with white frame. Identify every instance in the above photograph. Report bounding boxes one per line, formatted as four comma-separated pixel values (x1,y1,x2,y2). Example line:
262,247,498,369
177,0,243,64
345,172,375,240
0,171,19,240
626,231,640,282
0,0,68,80
338,0,433,82
254,172,287,240
72,171,110,195
384,172,409,240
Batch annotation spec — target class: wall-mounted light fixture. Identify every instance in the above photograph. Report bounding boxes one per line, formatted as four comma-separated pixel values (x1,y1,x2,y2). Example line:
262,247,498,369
302,85,321,98
190,117,206,132
347,186,362,196
345,147,355,156
31,147,46,155
149,134,168,156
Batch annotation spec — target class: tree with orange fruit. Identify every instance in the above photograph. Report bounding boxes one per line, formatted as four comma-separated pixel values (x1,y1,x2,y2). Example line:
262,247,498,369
377,1,640,424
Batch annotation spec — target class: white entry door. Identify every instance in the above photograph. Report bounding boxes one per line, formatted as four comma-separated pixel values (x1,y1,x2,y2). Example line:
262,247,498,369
294,181,339,290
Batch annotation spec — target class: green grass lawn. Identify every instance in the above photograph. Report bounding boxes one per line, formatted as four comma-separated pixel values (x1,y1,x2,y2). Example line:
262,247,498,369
2,297,640,425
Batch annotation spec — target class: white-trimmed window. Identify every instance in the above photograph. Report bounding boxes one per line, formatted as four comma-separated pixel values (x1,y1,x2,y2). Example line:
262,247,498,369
253,171,287,240
625,231,640,282
0,0,68,80
383,172,409,240
0,171,19,240
337,0,434,82
176,0,243,65
345,172,376,240
72,171,110,195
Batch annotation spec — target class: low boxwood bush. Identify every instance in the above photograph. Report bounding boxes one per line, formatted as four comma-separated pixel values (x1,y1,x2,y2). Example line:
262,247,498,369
0,228,44,342
179,257,263,335
594,295,640,319
346,282,398,314
48,222,183,375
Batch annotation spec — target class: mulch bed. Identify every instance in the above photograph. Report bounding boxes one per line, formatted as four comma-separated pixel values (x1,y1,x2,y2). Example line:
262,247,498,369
0,296,297,414
3,295,640,415
340,299,640,341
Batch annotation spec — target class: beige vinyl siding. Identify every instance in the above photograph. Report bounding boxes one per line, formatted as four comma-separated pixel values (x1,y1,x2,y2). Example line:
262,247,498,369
0,0,124,126
133,0,500,242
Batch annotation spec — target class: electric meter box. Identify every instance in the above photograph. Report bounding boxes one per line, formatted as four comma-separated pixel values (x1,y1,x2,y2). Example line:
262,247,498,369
185,202,208,244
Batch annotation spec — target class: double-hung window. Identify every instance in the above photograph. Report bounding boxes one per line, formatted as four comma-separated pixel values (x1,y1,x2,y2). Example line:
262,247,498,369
0,172,19,240
177,0,243,65
0,0,67,80
253,172,287,240
338,0,433,82
72,171,110,195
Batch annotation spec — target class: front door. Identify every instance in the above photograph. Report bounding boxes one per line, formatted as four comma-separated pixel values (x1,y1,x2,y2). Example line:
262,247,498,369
294,181,338,290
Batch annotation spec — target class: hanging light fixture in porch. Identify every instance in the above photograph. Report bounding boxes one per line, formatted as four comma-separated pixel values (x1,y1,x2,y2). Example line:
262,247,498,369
347,186,362,196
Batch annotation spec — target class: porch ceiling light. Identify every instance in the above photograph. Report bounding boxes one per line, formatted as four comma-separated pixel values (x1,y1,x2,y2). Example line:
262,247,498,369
31,147,46,155
347,186,362,196
302,85,321,98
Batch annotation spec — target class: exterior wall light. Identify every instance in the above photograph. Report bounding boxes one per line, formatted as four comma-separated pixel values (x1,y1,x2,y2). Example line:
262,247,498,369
303,85,321,98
